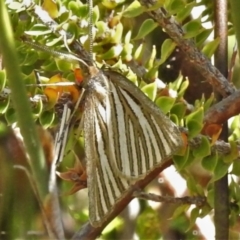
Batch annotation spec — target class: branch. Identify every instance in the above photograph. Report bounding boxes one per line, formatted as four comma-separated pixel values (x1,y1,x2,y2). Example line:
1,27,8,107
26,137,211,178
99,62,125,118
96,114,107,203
204,88,240,125
139,0,235,98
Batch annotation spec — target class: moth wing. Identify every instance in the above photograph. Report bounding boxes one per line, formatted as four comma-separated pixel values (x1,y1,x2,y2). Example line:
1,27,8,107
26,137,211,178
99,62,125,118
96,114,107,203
105,70,183,179
83,80,130,227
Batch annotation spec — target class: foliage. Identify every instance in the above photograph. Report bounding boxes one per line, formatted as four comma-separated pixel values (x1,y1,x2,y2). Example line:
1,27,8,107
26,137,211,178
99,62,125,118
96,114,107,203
1,0,240,239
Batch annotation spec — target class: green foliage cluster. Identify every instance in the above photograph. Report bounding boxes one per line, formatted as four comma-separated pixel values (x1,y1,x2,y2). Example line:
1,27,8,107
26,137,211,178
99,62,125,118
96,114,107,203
1,0,240,239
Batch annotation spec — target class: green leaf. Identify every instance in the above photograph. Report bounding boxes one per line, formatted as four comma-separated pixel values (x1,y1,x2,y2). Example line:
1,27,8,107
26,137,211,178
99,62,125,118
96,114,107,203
202,153,218,172
231,159,240,176
155,96,176,114
173,147,189,170
171,102,186,120
178,79,189,98
207,188,214,208
212,157,231,182
141,82,157,101
157,39,176,66
230,115,240,131
32,99,43,118
176,2,196,22
188,207,200,231
5,108,17,125
39,111,55,129
196,29,213,47
99,44,123,60
25,24,52,36
122,0,144,18
202,38,220,58
203,93,215,112
172,204,190,219
168,0,185,14
183,19,203,39
186,119,203,138
110,22,123,44
56,59,72,72
199,204,212,218
223,141,238,164
133,19,158,40
192,136,211,159
186,107,204,138
0,95,10,114
186,107,204,124
68,1,81,16
0,70,6,91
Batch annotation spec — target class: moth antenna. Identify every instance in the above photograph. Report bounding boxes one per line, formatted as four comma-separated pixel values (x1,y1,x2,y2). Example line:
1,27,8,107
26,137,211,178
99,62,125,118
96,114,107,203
23,39,89,69
88,0,93,62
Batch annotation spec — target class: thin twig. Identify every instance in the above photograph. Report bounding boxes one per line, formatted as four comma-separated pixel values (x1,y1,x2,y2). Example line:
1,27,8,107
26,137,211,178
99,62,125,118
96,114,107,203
133,191,206,207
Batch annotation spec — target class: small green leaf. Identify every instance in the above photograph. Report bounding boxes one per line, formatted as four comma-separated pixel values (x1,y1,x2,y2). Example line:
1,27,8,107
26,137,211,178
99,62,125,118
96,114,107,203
56,59,72,72
192,136,211,159
223,141,238,164
188,207,200,231
178,79,189,98
207,188,214,208
5,108,17,125
173,147,189,170
77,4,89,17
0,70,6,91
155,96,176,114
230,115,240,131
199,204,212,218
172,204,190,219
186,107,203,138
176,2,196,22
212,157,231,182
202,38,220,58
32,99,43,118
157,39,176,66
40,111,55,128
231,159,240,176
186,107,204,125
186,119,203,138
141,82,157,101
203,93,215,112
196,29,213,47
171,102,186,120
169,0,185,14
25,24,52,36
122,0,144,18
95,21,107,36
68,1,81,16
133,19,158,40
99,44,123,60
133,42,145,61
0,96,10,114
202,153,218,172
110,22,123,44
183,19,203,39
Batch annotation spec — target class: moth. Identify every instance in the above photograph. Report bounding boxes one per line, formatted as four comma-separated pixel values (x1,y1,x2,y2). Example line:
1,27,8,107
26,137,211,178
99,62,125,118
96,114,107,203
77,65,183,227
25,41,183,227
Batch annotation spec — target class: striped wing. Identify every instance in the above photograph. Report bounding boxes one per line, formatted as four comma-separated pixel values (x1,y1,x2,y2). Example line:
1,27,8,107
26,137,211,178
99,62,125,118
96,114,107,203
82,70,182,227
